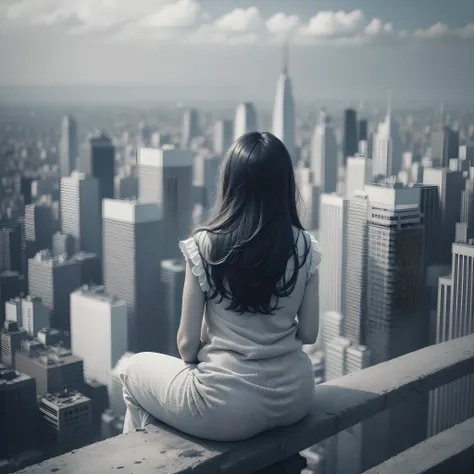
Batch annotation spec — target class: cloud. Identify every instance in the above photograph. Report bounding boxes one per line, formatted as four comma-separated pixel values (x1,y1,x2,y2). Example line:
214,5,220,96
411,22,474,39
2,2,474,46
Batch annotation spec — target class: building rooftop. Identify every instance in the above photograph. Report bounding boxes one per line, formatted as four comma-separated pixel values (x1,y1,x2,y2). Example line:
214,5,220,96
73,284,125,305
41,389,90,408
0,367,33,388
18,342,82,367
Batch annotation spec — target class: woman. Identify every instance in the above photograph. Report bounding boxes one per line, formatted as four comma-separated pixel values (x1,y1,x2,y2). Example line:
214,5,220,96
120,132,321,442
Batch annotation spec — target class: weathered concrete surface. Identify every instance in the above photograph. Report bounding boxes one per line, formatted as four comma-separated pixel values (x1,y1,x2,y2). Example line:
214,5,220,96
363,416,474,474
18,334,474,474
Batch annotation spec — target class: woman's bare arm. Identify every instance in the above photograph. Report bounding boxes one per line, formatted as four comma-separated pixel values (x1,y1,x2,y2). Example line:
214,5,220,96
177,260,206,363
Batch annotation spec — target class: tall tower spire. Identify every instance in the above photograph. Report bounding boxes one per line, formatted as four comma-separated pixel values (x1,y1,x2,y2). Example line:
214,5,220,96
387,89,392,118
283,40,289,74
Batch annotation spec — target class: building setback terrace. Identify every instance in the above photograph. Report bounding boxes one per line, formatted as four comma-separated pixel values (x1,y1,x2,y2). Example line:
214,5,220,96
18,334,474,474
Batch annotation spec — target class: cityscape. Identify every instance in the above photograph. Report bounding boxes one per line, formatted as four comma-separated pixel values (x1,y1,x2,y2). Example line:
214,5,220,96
1,1,474,473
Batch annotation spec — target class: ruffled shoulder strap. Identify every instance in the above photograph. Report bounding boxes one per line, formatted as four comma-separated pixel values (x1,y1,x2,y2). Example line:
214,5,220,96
306,232,322,282
178,233,210,293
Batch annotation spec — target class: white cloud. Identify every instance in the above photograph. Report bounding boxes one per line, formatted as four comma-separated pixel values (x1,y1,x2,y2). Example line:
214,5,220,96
2,2,474,46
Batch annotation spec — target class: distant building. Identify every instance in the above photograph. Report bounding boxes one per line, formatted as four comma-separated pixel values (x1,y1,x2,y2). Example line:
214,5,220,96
343,109,358,165
72,251,102,285
0,271,25,327
234,102,257,141
310,110,338,194
60,171,102,257
137,147,193,259
161,260,185,356
28,250,82,332
117,175,138,200
272,48,296,162
0,365,37,459
59,115,78,178
15,340,84,396
83,133,115,203
358,119,368,142
344,155,372,200
70,285,127,387
52,232,75,258
431,126,459,167
25,203,54,257
14,176,34,205
295,166,319,230
38,389,92,456
213,119,233,155
0,320,30,368
102,199,162,352
181,108,200,149
1,225,22,274
193,151,220,211
5,295,49,336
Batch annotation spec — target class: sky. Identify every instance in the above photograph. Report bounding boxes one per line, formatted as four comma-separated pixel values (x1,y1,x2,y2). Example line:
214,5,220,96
0,0,473,104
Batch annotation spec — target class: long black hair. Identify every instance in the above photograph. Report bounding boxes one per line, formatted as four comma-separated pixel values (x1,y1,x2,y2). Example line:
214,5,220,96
193,131,310,315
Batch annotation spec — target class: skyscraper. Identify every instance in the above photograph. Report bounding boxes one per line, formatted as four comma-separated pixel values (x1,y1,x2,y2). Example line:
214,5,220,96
358,119,368,142
59,115,78,178
295,166,319,230
428,240,474,437
344,155,372,200
5,295,49,337
160,259,186,357
28,250,82,332
102,199,162,352
343,109,358,165
25,203,54,257
137,147,193,259
1,226,22,274
272,44,296,163
431,126,460,167
423,167,464,264
234,102,257,141
181,108,200,149
310,110,338,194
83,133,115,203
319,193,348,316
60,171,101,257
213,119,233,155
343,191,370,345
70,285,127,387
371,100,403,181
363,184,427,463
460,176,474,239
193,151,220,211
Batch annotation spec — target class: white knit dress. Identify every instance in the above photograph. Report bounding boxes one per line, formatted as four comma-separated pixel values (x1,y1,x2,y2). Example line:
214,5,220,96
120,227,321,441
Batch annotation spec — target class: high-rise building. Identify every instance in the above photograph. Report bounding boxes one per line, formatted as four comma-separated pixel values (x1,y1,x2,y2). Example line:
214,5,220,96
319,194,348,316
460,177,474,239
295,166,320,230
428,240,474,437
59,115,78,178
213,119,233,155
70,285,127,387
1,225,22,273
52,232,75,258
25,203,54,257
5,295,49,337
234,102,257,141
431,126,460,167
344,155,372,200
38,390,92,456
459,143,474,167
28,250,82,332
363,184,427,462
60,171,102,257
310,110,338,194
14,176,33,205
102,199,162,352
371,102,403,181
72,251,102,285
181,108,200,149
193,151,220,211
343,191,369,345
272,45,296,163
15,340,84,395
0,271,25,327
160,259,185,357
137,147,193,259
343,109,358,165
358,119,368,142
117,175,138,200
0,365,37,459
325,336,351,381
321,311,344,356
83,133,115,203
0,320,30,368
423,167,464,264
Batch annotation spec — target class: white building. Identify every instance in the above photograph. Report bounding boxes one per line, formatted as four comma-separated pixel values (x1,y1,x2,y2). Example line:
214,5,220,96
344,155,372,200
310,110,338,194
234,102,257,141
60,171,101,257
70,285,128,388
272,48,296,163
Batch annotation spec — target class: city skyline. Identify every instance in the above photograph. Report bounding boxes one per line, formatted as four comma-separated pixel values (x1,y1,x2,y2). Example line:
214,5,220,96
0,1,474,103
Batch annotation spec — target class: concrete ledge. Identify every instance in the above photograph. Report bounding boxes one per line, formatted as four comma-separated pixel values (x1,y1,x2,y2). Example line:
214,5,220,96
363,416,474,474
19,334,474,474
